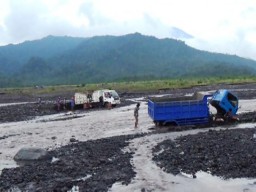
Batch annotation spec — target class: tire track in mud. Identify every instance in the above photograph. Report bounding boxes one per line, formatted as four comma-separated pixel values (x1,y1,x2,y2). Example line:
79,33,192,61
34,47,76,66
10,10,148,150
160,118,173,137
112,126,256,192
111,134,175,192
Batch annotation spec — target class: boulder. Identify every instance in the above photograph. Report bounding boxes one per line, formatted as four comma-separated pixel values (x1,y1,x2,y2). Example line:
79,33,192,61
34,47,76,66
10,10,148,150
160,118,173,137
14,147,50,162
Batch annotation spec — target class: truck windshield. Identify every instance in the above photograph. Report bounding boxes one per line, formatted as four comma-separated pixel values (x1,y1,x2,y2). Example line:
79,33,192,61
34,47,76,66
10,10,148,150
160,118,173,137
110,91,119,97
227,92,238,107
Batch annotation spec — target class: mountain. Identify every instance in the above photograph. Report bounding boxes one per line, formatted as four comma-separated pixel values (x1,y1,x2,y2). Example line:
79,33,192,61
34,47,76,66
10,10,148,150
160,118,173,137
170,27,193,39
0,33,256,87
0,35,85,74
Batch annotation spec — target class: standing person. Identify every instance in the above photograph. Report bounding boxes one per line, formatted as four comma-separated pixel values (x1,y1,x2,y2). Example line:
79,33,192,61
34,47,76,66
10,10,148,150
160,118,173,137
36,97,42,111
134,103,140,128
63,97,67,110
99,96,104,108
56,97,61,112
37,97,42,107
70,96,75,111
37,97,42,105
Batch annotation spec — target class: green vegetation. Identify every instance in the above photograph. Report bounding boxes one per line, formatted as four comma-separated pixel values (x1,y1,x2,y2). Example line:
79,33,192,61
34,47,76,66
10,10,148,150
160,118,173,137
0,33,256,88
1,77,256,95
90,76,256,92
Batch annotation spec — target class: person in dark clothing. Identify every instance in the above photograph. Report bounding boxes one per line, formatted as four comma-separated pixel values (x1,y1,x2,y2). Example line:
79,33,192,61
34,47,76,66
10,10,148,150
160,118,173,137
70,96,75,111
63,97,67,110
99,96,104,108
134,103,140,128
56,97,61,112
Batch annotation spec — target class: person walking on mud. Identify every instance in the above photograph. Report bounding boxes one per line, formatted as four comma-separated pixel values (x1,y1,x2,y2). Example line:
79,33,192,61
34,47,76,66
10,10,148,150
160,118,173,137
134,103,140,128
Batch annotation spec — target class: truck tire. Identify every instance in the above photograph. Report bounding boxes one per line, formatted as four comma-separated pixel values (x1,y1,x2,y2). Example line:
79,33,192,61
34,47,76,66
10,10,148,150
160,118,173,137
154,121,163,127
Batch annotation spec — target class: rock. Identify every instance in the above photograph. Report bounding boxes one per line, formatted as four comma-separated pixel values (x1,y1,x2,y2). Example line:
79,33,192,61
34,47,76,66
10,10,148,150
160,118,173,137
14,148,50,162
70,138,77,142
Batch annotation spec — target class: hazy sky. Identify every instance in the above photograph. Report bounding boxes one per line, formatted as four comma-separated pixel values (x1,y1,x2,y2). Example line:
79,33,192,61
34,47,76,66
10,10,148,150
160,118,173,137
0,0,255,60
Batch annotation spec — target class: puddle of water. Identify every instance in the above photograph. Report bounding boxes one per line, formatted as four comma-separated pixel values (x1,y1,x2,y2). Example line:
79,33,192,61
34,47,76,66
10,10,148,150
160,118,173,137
192,171,256,192
0,102,34,107
148,94,173,98
0,160,18,175
68,186,79,192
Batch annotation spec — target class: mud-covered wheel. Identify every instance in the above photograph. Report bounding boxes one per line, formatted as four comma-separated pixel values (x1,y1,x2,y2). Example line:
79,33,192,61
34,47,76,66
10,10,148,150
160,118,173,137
154,121,163,127
104,102,108,108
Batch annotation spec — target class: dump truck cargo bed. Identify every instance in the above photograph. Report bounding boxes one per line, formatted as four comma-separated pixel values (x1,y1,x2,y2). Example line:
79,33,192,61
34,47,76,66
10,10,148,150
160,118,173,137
148,93,212,126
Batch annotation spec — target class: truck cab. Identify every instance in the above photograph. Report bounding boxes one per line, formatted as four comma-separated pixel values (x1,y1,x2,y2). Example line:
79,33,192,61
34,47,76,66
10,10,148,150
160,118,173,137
210,89,238,117
92,89,121,106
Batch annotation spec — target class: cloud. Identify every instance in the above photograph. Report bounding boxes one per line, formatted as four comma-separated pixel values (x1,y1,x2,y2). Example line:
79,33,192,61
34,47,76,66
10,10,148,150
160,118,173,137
79,1,111,27
0,0,255,60
5,0,44,41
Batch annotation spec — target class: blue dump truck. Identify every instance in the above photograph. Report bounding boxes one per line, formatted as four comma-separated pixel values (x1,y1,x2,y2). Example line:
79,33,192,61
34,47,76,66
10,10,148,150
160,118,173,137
148,89,239,126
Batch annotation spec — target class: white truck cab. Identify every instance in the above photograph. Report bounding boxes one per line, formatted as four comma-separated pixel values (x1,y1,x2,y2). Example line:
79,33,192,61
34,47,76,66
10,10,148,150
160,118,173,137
92,89,121,106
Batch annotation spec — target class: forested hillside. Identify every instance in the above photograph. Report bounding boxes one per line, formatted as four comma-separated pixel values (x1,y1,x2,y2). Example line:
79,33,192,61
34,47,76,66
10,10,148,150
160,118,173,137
0,36,85,74
0,33,256,87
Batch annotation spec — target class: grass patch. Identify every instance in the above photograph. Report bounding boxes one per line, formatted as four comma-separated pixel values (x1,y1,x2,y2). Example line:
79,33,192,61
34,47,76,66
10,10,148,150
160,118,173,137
1,76,256,95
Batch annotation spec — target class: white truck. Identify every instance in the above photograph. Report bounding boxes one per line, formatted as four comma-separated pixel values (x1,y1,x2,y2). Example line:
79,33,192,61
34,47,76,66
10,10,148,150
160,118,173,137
74,92,90,105
91,89,121,106
74,89,121,108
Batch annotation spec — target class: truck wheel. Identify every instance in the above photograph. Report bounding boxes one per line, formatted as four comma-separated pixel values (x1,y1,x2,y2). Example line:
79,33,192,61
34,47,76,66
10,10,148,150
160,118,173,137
154,121,162,127
104,102,112,109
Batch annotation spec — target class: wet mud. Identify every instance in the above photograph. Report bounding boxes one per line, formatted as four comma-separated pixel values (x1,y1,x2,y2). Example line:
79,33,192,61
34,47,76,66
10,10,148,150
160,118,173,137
0,134,144,192
0,82,255,123
152,128,256,179
0,99,135,123
0,83,256,191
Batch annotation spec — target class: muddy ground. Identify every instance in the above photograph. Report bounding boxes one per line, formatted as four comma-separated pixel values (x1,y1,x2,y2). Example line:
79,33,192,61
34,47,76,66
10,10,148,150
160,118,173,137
153,128,256,179
0,83,256,192
0,134,144,192
0,82,256,123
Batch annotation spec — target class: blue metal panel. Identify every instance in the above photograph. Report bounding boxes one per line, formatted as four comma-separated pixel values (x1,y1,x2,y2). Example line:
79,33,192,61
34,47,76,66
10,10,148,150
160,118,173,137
210,89,238,115
148,95,211,125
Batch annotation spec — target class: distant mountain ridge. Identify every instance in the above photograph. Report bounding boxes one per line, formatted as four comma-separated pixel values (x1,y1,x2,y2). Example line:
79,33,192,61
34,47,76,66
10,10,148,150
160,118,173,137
0,35,85,74
170,27,193,39
0,33,256,87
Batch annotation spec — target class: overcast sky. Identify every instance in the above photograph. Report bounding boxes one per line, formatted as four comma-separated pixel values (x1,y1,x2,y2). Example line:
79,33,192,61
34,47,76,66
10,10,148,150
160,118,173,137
0,0,255,60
